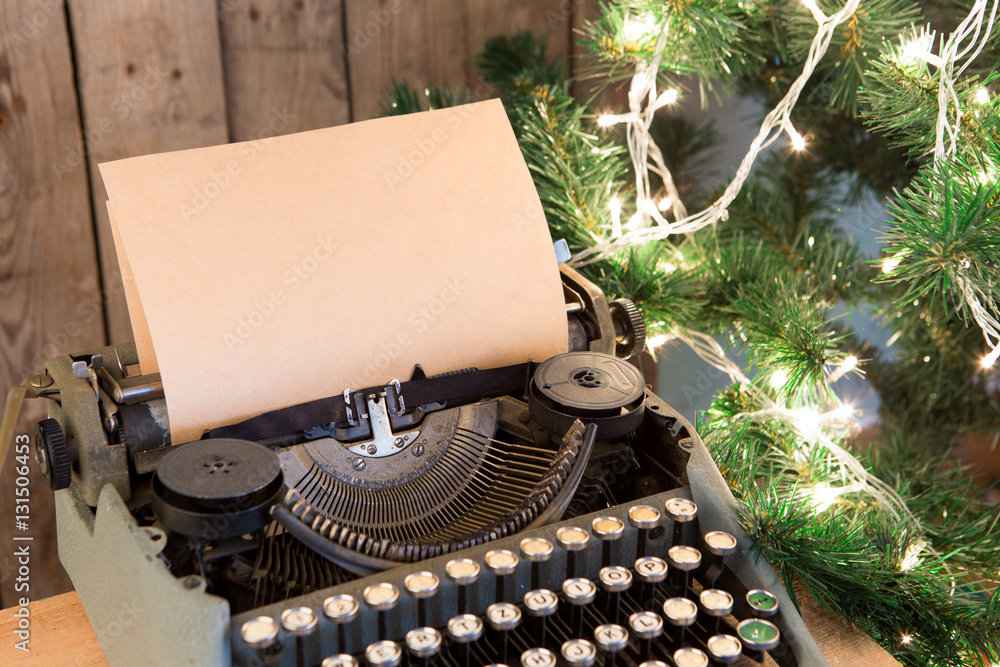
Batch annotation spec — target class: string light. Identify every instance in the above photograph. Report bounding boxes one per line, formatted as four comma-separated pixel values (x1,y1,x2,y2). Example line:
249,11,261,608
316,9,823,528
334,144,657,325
609,197,622,238
769,368,790,391
899,541,927,571
826,355,858,383
975,86,991,104
657,197,673,211
623,13,656,42
787,126,807,151
901,634,914,645
808,484,840,513
654,88,679,107
981,346,1000,368
646,333,669,351
882,255,903,274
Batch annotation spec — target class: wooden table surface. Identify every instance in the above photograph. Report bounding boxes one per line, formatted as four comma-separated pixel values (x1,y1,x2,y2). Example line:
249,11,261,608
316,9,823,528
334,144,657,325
1,587,898,666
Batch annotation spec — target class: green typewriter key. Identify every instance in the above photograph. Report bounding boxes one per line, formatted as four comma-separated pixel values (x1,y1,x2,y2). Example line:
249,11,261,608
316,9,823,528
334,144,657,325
486,602,522,666
737,618,781,654
706,634,743,664
561,638,597,666
633,556,668,610
598,565,632,624
664,497,698,547
666,545,701,597
405,627,443,666
673,647,709,667
403,571,440,627
628,611,663,661
591,516,625,568
447,614,483,667
702,530,738,586
485,549,520,603
281,606,318,667
445,558,480,614
520,647,557,667
240,615,279,657
627,504,661,559
593,624,629,667
556,526,590,578
746,589,780,618
364,640,402,667
322,655,359,667
524,588,559,646
520,536,554,590
323,594,359,654
562,577,597,638
362,583,399,641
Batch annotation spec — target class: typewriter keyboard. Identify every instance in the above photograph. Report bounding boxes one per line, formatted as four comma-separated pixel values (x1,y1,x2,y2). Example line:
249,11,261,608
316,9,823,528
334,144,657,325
231,489,815,667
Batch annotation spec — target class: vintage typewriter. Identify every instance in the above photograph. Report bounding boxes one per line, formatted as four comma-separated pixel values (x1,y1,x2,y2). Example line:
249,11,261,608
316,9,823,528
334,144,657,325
11,263,829,666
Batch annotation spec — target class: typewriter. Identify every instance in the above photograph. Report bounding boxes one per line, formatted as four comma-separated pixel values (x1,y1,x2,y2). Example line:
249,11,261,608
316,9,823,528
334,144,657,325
11,263,829,666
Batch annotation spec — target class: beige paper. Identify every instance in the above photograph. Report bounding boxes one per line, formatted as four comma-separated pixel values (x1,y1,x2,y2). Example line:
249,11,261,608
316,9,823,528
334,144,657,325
100,100,568,444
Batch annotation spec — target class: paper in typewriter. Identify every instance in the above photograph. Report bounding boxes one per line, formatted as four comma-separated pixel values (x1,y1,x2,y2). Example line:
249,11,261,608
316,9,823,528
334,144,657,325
100,100,569,444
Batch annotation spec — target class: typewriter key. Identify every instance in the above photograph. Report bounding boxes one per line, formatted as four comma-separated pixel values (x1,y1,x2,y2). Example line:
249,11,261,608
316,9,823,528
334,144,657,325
323,594,359,653
737,618,781,651
673,647,709,667
485,549,519,603
598,565,632,623
365,640,402,667
638,663,669,667
634,556,668,610
322,655,359,667
405,627,443,660
702,530,738,586
561,638,597,666
487,602,522,665
445,558,480,613
667,545,701,596
556,526,590,577
404,571,440,626
593,624,629,667
520,647,557,667
524,589,559,645
562,577,597,637
706,634,743,664
664,497,698,547
629,611,663,661
447,614,483,667
591,516,625,567
746,589,779,618
662,596,698,644
240,615,279,650
627,504,660,558
520,537,554,589
700,589,734,616
281,606,318,667
363,583,399,640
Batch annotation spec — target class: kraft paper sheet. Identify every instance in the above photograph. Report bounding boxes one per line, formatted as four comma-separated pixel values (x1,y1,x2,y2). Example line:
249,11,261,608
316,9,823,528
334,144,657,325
100,100,568,444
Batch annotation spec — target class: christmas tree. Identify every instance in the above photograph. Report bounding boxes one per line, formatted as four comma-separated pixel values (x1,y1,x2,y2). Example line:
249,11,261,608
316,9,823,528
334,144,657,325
386,1,1000,664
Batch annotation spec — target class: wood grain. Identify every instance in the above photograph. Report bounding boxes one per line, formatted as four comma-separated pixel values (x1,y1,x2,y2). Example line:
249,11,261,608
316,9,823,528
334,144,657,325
345,0,470,121
219,0,351,141
66,0,229,346
0,589,900,666
0,0,105,609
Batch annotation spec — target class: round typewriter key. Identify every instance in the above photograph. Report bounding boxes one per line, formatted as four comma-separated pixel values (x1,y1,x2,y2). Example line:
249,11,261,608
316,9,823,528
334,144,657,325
363,583,399,611
445,558,481,584
520,536,554,562
699,589,734,617
737,618,781,651
704,530,738,557
638,663,668,667
598,565,632,592
594,623,629,666
520,647,557,667
240,615,279,649
404,571,440,598
746,589,779,617
634,556,668,583
484,548,519,575
628,504,660,530
673,647,709,667
281,606,318,636
706,634,742,663
561,638,597,666
556,526,590,550
628,611,663,639
662,597,698,627
667,545,701,571
405,627,443,658
486,602,522,630
524,589,559,616
562,577,597,637
592,516,625,539
664,497,697,522
323,655,359,667
323,594,359,622
365,640,402,666
447,614,484,643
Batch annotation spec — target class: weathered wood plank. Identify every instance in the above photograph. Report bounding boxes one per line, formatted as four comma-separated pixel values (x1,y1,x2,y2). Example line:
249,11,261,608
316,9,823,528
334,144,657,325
466,0,571,86
219,0,351,141
345,0,469,121
66,0,229,346
0,0,105,608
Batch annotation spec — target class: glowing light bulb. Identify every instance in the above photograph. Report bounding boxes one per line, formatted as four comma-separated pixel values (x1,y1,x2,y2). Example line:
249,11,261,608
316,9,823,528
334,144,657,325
598,114,616,127
901,634,913,645
769,369,789,391
808,236,815,247
657,197,672,211
609,197,622,238
626,211,643,231
647,334,669,351
808,484,839,513
982,347,1000,368
976,87,990,105
882,256,902,274
899,541,926,571
788,129,806,151
655,89,679,107
623,14,656,41
658,260,677,274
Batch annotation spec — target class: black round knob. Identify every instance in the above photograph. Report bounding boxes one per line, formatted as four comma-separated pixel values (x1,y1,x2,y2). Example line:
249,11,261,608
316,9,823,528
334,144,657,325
609,299,646,359
35,418,72,490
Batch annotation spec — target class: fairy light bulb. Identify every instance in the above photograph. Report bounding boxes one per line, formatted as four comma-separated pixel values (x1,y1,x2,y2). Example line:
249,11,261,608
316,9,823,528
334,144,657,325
609,197,622,238
788,128,806,151
646,334,669,351
623,13,656,41
626,211,643,231
769,368,790,391
598,114,616,127
657,197,672,211
975,87,990,104
882,255,902,274
899,541,926,572
981,346,1000,368
808,484,839,513
655,89,679,107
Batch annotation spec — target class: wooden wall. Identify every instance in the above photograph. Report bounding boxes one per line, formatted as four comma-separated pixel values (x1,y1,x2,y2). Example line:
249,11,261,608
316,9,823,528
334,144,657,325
0,0,591,607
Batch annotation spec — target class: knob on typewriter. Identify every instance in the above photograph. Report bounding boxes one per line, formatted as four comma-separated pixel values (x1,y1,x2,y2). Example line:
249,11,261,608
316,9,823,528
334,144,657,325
662,596,697,645
664,497,698,547
239,615,279,652
322,594,359,655
627,504,660,558
598,565,632,624
445,558,480,614
404,627,442,663
364,640,402,667
322,655,359,667
281,606,318,667
699,589,735,635
519,536,554,589
403,571,439,627
555,525,590,578
672,647,709,667
634,556,668,610
591,516,625,568
593,624,629,667
562,577,597,638
362,583,399,641
486,602,522,666
666,544,701,596
561,638,597,666
524,588,559,645
706,634,743,664
447,614,483,667
746,588,780,618
737,618,782,651
520,647,557,667
628,611,664,662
